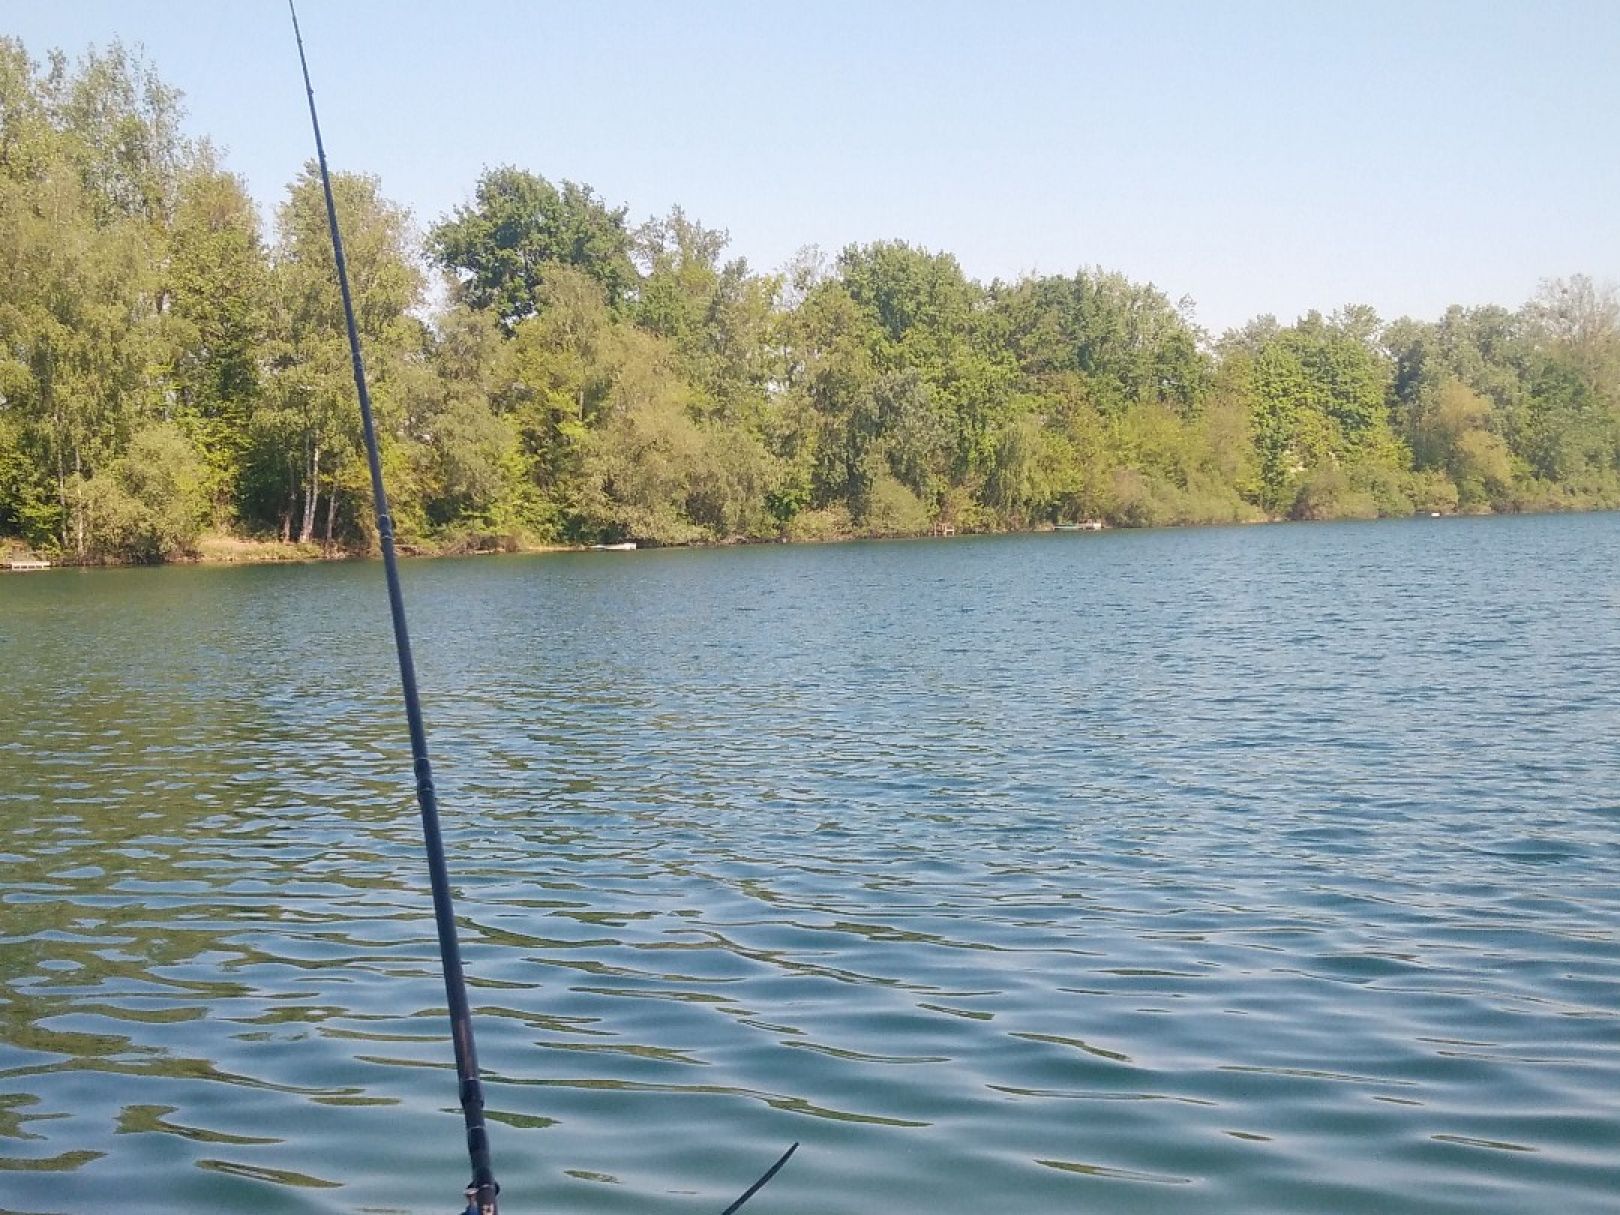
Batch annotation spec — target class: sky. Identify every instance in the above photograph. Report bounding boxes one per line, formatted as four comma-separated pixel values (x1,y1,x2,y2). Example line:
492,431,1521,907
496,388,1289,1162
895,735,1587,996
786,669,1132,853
3,0,1618,334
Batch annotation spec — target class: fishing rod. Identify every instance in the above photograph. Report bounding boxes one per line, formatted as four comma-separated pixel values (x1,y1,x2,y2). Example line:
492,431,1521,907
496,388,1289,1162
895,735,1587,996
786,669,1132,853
288,5,498,1212
288,7,796,1211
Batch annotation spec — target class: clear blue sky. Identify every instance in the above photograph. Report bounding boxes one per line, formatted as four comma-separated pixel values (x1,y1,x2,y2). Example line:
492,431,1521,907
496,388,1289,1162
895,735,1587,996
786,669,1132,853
4,0,1617,334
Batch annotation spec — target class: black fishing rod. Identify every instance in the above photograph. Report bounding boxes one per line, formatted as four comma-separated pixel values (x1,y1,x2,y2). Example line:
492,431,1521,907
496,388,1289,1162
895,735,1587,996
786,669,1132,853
288,6,498,1213
289,7,796,1211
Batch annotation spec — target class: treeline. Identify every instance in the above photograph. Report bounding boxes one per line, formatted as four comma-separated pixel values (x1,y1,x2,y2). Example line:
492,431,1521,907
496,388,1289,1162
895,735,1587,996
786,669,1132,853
3,40,1619,562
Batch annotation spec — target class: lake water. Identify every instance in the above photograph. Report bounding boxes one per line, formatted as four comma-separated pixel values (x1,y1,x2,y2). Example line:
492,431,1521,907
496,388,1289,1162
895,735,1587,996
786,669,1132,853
2,515,1618,1214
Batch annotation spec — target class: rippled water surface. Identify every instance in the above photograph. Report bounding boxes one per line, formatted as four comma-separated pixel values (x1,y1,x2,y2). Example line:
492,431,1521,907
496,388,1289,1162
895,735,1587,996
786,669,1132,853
3,516,1619,1214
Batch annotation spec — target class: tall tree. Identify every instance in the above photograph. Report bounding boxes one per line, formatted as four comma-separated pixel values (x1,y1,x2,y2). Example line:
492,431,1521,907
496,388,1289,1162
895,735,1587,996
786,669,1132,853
429,166,635,330
256,163,422,546
163,160,268,521
52,40,192,226
408,302,526,533
992,269,1209,413
635,207,780,425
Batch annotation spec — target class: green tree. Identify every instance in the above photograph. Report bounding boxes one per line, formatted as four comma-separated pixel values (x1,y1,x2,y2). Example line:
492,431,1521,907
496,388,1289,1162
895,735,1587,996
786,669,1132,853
163,161,268,522
992,269,1209,412
254,164,423,546
0,38,180,555
0,38,57,183
430,166,635,330
51,40,191,226
500,266,623,537
635,207,781,426
407,303,527,535
79,420,207,560
1244,310,1399,515
0,165,162,554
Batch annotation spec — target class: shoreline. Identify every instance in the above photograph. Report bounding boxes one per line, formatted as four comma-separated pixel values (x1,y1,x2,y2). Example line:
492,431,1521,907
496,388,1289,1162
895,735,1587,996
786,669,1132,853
1,532,570,571
1,503,1598,571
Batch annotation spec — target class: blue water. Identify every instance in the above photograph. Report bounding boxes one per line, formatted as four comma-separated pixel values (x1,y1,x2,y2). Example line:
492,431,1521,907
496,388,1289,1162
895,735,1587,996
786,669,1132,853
2,515,1617,1213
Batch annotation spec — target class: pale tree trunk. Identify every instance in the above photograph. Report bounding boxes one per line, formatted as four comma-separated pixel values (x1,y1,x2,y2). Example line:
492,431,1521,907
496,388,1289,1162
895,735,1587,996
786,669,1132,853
55,446,68,552
322,470,337,552
72,446,85,559
280,457,294,542
298,443,320,544
47,372,69,551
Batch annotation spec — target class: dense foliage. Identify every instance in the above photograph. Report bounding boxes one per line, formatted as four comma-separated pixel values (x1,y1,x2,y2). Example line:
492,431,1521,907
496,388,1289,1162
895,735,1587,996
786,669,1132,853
3,39,1618,562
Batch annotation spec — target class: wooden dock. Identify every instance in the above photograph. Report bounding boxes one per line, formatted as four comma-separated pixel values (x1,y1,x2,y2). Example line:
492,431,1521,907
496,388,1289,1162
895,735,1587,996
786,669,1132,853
3,558,51,571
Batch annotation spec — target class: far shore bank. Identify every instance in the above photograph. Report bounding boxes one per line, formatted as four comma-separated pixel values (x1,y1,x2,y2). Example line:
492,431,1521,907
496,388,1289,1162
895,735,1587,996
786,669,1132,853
3,504,1603,572
2,531,569,570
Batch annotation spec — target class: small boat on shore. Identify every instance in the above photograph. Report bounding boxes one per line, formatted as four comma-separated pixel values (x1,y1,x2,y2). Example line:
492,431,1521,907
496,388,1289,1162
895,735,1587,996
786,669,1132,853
590,541,638,551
